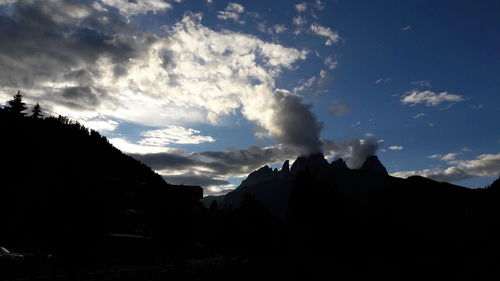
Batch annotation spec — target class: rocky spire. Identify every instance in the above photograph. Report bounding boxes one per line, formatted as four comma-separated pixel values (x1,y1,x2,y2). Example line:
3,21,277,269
280,160,290,174
290,153,329,175
331,157,348,170
360,155,388,175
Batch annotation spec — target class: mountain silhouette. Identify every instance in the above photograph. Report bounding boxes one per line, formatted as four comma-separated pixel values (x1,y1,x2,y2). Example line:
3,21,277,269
204,153,393,216
201,153,500,280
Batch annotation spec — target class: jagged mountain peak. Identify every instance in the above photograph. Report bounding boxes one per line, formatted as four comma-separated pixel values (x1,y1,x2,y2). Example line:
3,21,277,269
331,157,349,170
290,153,329,175
280,160,290,175
360,155,388,175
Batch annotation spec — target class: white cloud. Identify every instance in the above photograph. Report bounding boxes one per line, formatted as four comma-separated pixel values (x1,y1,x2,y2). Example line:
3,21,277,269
139,126,215,146
109,137,180,154
217,2,245,24
80,118,119,132
310,23,340,46
314,0,325,10
93,14,306,130
295,2,307,12
324,56,337,69
441,153,459,161
401,25,412,31
401,90,465,106
293,15,306,26
413,113,425,119
411,80,432,88
428,152,459,161
393,153,500,183
388,145,404,151
273,24,287,34
100,0,172,17
293,76,316,94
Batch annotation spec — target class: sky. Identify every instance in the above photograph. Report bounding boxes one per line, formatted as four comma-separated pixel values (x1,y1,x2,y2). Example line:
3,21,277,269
0,0,499,195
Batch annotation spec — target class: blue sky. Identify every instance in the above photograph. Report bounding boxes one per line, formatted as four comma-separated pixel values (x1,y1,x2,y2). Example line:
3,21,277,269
0,0,498,194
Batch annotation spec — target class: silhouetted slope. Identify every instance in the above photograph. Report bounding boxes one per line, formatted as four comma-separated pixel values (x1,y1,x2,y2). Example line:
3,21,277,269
0,110,202,263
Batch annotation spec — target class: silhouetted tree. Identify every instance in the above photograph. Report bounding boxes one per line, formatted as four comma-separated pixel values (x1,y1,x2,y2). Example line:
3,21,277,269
31,102,43,118
209,199,220,212
7,90,27,116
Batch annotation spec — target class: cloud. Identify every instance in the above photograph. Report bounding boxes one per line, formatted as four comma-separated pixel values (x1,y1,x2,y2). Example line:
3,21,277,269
375,77,391,84
428,152,459,161
109,137,181,154
128,137,381,192
0,0,17,5
259,23,288,35
388,145,404,151
314,0,325,10
217,2,245,24
292,69,333,95
411,80,432,88
138,126,215,146
295,2,307,12
100,0,172,18
128,144,288,175
293,76,316,94
0,3,325,154
401,90,465,106
392,153,500,183
273,24,287,34
401,25,412,31
413,113,425,119
323,138,380,169
324,56,337,69
163,173,230,188
328,104,350,116
317,69,334,88
310,23,340,46
293,15,306,26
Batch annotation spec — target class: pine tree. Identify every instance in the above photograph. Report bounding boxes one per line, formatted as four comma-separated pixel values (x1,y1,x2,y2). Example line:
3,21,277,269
7,90,27,116
31,102,43,119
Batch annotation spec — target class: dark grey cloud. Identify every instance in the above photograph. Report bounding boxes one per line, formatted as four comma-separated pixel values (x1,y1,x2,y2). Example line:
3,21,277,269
131,137,381,192
131,152,198,170
0,0,156,107
132,145,297,177
163,173,230,188
271,90,323,155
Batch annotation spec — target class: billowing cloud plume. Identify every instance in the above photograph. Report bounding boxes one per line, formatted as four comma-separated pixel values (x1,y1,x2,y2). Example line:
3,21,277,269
401,90,465,106
393,153,500,183
323,138,380,168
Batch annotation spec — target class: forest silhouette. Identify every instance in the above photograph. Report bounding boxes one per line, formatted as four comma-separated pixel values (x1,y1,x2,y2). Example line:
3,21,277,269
1,92,500,281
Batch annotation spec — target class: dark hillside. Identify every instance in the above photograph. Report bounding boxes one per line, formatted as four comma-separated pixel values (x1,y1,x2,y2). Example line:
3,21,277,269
0,109,202,265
